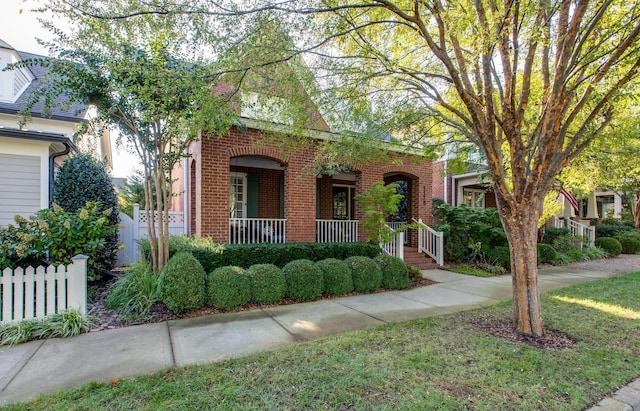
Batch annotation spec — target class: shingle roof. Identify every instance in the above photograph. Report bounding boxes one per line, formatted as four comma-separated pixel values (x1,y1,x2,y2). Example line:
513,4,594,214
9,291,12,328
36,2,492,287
0,45,87,122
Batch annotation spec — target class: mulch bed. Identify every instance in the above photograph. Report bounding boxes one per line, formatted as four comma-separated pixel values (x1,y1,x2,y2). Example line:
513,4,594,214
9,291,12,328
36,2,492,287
88,271,436,331
468,316,578,349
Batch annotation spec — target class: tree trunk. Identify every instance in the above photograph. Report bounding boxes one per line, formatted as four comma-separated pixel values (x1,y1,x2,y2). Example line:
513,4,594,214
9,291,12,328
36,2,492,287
635,187,640,229
496,196,544,337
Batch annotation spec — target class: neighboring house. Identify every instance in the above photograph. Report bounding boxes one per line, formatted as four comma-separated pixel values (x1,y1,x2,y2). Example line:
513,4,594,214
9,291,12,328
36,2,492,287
0,39,111,227
433,155,624,220
169,75,436,258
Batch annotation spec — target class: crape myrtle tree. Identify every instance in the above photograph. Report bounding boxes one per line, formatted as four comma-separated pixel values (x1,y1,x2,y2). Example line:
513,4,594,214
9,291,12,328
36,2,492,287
32,0,640,337
15,1,246,273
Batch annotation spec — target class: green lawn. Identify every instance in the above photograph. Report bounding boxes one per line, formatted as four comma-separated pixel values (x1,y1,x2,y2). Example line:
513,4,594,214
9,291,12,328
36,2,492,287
5,273,640,411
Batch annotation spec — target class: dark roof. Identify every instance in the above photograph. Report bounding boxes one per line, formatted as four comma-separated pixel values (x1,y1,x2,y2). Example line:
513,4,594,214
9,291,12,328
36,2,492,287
0,48,87,122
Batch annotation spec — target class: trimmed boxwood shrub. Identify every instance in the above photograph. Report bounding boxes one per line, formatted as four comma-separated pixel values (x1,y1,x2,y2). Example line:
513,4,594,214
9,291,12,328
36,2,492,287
157,252,206,313
140,237,381,273
594,237,622,257
207,266,251,310
374,254,409,289
617,237,640,254
282,259,324,300
246,264,286,304
345,256,383,293
536,243,558,264
487,246,511,270
316,259,353,295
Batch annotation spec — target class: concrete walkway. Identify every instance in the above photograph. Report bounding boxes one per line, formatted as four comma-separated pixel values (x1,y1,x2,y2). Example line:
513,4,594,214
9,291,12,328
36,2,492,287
0,256,638,408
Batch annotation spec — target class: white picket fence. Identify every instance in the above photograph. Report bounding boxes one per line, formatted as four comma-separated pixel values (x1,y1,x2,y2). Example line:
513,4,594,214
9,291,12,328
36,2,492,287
117,204,188,265
0,255,87,324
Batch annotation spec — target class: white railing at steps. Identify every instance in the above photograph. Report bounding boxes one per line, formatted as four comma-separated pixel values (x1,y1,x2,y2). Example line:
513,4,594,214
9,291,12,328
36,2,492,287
316,220,359,243
413,218,444,266
380,224,404,260
229,218,286,244
552,217,595,248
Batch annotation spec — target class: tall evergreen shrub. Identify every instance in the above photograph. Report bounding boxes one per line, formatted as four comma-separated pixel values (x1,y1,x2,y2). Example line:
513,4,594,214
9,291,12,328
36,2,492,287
53,153,119,278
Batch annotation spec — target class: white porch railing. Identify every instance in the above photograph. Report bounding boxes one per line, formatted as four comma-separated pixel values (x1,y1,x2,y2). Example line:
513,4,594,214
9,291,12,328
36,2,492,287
229,218,287,244
316,220,359,243
1,255,88,324
414,218,444,266
380,224,405,260
552,217,595,248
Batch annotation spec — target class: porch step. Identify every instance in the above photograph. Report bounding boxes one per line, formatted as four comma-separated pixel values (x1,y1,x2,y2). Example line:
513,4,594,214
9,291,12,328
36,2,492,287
402,247,439,270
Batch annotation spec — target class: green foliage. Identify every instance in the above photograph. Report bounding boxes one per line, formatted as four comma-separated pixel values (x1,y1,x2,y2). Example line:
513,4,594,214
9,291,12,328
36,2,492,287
245,264,286,304
157,252,206,313
53,153,119,279
208,266,251,310
354,182,403,243
374,255,409,289
117,169,147,218
139,236,381,273
282,260,324,300
0,309,92,346
407,266,424,282
601,218,634,227
596,224,633,238
0,202,118,281
105,260,158,321
562,247,608,262
542,227,570,245
594,237,622,257
487,246,511,270
617,238,640,254
315,258,354,295
536,244,558,264
443,232,466,264
551,234,587,253
344,256,383,293
438,204,507,264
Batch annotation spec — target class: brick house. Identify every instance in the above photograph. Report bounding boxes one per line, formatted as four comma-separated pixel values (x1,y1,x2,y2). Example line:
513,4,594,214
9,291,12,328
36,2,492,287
170,117,436,264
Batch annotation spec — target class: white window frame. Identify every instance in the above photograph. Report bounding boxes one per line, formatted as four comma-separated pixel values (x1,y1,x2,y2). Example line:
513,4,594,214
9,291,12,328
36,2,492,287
462,188,486,209
229,172,247,218
333,184,355,220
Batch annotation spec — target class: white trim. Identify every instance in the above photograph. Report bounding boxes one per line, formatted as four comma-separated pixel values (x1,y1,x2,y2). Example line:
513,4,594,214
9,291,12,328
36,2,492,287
229,172,248,219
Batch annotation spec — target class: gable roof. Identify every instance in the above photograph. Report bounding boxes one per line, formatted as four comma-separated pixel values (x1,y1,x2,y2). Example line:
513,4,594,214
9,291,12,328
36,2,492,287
0,43,87,122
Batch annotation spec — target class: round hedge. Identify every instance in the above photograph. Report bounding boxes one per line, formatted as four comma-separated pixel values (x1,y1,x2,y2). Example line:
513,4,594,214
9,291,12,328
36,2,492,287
282,259,324,300
344,256,382,293
315,258,353,295
536,243,558,264
374,254,409,289
617,237,640,254
594,237,622,257
246,264,286,304
157,252,206,313
207,266,251,310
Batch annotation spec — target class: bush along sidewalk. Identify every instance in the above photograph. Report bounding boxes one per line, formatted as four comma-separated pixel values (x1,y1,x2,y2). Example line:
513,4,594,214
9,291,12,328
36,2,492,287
107,251,416,321
0,309,92,346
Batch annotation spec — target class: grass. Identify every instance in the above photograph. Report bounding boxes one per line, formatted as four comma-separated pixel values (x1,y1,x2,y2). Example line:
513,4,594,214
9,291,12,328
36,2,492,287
4,273,640,410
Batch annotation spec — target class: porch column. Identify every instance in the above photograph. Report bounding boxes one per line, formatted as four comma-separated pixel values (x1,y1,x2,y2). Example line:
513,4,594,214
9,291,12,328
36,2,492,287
563,195,575,219
586,191,599,219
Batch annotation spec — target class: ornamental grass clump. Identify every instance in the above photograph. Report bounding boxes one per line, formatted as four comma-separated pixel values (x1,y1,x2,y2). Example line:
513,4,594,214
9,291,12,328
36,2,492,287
246,264,286,304
105,260,158,321
157,252,206,313
345,256,382,293
282,259,324,300
208,266,251,310
374,255,409,289
315,258,353,295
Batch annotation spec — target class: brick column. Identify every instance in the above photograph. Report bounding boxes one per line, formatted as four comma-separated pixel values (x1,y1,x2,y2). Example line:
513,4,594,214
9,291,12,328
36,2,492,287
284,146,317,242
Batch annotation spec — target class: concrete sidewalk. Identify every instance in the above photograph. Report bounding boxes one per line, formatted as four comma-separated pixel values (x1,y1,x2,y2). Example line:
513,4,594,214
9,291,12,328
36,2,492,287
0,256,638,407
